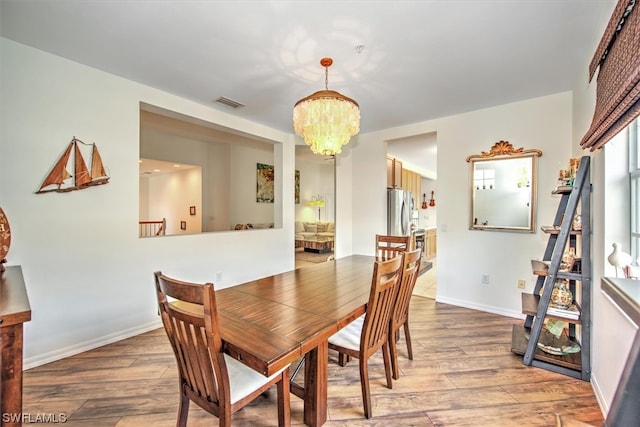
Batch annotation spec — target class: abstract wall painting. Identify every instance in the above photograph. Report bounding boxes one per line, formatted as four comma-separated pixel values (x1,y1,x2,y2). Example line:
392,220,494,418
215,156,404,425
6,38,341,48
256,163,274,203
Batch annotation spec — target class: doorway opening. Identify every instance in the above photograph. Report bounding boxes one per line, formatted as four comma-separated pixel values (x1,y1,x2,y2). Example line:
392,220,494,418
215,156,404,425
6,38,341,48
294,145,336,269
387,132,437,298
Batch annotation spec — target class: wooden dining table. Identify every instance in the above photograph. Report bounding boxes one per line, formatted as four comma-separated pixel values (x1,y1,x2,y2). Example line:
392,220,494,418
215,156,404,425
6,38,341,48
215,254,376,426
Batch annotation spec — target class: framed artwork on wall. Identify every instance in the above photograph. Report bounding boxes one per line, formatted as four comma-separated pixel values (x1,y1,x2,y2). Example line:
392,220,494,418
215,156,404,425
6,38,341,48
295,170,300,204
180,221,186,230
256,163,274,203
189,205,196,215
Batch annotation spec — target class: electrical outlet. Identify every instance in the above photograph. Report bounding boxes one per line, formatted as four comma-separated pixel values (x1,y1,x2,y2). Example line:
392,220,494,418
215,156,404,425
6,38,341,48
215,272,222,282
481,274,490,285
518,279,526,289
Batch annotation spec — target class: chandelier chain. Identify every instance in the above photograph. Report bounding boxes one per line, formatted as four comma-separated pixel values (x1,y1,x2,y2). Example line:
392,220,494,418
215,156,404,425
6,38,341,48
325,65,329,90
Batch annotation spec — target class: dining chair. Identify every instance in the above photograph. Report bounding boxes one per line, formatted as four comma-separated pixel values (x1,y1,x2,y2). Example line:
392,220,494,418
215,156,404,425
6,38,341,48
389,248,422,380
154,271,291,427
375,234,411,260
327,254,404,419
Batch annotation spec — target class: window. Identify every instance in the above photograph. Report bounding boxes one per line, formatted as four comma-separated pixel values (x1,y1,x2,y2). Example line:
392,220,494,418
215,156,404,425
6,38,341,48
474,168,495,190
630,118,640,265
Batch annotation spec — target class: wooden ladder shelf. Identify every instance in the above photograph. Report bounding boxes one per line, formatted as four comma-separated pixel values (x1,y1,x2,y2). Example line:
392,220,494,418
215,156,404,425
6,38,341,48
511,155,592,380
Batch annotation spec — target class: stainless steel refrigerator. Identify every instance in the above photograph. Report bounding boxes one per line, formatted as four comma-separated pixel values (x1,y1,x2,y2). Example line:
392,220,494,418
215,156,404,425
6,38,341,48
387,188,412,236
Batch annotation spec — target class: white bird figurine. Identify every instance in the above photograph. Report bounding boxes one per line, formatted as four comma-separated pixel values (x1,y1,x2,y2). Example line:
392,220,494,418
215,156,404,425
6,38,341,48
608,243,632,277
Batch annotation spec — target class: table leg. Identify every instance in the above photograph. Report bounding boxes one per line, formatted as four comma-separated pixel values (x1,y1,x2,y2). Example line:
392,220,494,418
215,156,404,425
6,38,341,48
303,341,328,426
1,324,24,427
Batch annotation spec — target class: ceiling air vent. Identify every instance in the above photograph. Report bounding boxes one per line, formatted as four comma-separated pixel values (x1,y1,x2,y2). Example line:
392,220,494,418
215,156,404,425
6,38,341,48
214,96,245,109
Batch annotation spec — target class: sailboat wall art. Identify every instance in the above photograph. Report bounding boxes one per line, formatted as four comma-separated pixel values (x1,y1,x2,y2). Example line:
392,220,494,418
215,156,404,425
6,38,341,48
36,137,110,194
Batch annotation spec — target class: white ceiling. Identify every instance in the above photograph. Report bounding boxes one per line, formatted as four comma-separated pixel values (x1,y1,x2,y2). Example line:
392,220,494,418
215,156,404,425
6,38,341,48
1,0,615,179
139,158,198,177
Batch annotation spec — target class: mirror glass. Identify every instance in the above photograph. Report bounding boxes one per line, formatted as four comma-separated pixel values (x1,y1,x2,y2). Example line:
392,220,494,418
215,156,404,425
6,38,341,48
467,141,541,233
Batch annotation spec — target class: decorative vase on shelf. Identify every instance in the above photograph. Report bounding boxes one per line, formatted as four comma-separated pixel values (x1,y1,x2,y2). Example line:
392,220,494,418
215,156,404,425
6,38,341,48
559,247,576,272
572,214,582,231
551,279,572,309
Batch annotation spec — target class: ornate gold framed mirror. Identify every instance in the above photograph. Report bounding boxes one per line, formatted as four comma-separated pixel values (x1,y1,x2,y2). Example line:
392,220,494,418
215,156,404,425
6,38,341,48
466,141,542,233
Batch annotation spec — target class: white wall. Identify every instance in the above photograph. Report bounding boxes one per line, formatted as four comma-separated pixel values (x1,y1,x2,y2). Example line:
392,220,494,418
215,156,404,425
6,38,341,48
230,144,276,226
354,92,572,318
334,148,354,259
294,159,335,224
141,121,277,231
140,123,226,231
145,167,202,235
0,38,298,367
418,177,437,230
207,143,231,231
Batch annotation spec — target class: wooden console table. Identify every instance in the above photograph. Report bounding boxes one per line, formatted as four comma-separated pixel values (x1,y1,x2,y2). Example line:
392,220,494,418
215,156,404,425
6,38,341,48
0,266,32,426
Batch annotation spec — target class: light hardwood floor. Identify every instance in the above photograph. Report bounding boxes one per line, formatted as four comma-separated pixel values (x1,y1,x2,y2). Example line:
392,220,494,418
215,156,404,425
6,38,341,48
22,293,604,426
413,256,437,299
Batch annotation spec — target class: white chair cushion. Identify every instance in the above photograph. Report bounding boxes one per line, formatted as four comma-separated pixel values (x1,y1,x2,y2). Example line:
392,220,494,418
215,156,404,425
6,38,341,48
225,354,288,404
328,315,365,352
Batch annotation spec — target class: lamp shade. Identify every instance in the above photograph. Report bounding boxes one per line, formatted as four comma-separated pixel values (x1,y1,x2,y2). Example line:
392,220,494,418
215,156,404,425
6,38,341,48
308,195,325,207
293,58,360,156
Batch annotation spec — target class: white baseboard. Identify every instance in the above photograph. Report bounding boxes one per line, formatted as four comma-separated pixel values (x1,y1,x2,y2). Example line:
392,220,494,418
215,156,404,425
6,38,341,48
590,373,609,418
23,319,163,370
435,295,524,319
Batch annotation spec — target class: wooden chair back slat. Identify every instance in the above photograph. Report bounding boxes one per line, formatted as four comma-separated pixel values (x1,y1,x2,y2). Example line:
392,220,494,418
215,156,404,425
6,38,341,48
361,255,404,358
392,248,422,330
155,274,224,405
389,248,422,380
154,271,291,426
327,254,404,418
375,234,411,260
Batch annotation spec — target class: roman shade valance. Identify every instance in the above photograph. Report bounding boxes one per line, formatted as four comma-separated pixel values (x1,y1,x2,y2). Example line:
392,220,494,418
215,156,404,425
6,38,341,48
580,0,640,151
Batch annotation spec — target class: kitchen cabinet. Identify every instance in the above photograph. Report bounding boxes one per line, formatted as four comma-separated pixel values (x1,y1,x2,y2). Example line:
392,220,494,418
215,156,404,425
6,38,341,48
401,168,421,209
387,157,403,189
387,157,423,210
424,228,437,259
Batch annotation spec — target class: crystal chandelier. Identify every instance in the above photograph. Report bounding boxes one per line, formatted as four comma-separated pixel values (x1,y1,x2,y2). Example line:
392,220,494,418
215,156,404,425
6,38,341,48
293,58,360,156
